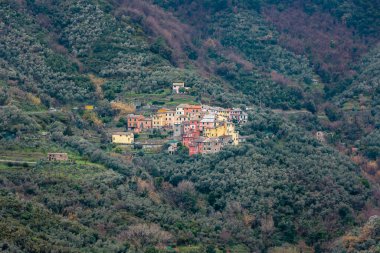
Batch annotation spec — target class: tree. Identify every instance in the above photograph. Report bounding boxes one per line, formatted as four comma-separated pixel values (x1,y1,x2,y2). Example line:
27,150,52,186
63,125,73,136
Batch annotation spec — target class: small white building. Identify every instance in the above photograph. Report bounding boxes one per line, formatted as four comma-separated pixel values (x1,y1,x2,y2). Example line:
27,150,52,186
168,142,179,155
172,82,186,94
240,112,249,123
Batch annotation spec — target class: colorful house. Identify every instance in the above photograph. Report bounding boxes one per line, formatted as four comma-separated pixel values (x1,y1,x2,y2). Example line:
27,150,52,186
183,120,200,134
188,141,202,156
112,132,134,144
203,123,227,138
215,107,231,120
153,108,176,128
226,122,239,145
184,105,202,118
127,114,152,133
182,130,201,148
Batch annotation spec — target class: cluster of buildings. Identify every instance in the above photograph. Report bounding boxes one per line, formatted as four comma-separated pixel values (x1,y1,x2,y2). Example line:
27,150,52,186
112,104,248,155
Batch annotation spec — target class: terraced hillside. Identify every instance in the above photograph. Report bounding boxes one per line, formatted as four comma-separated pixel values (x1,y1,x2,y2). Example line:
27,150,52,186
0,0,379,252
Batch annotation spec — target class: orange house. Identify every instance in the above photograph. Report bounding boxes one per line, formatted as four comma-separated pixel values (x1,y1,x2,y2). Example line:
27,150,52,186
184,105,202,117
127,114,152,133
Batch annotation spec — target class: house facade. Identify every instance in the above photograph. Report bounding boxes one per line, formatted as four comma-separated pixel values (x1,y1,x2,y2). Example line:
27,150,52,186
176,104,186,116
112,132,134,144
201,138,223,154
127,114,152,133
172,82,185,94
153,108,176,128
47,153,68,161
203,123,227,138
184,105,202,118
200,114,217,130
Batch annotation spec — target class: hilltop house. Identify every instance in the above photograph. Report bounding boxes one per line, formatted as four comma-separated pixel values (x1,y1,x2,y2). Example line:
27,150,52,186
112,132,134,144
172,82,189,94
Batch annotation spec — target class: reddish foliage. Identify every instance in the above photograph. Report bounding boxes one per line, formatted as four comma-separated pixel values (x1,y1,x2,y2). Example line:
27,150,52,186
115,0,196,67
270,71,293,86
263,5,369,82
225,51,254,71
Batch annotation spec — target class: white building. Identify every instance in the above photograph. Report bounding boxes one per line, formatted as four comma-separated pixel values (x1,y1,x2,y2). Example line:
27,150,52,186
173,82,185,94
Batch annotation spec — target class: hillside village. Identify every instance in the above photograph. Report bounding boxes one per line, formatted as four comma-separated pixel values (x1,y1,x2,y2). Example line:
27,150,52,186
112,100,248,155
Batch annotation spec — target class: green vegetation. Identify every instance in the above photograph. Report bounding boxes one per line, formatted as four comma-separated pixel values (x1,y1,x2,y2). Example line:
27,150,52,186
0,0,379,252
332,216,380,252
137,110,370,250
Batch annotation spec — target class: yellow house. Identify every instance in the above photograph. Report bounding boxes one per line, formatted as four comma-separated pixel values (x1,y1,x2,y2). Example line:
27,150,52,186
153,114,165,128
85,105,94,111
203,124,227,138
153,108,176,127
203,122,239,145
112,132,134,144
226,122,239,145
231,132,239,145
217,114,229,122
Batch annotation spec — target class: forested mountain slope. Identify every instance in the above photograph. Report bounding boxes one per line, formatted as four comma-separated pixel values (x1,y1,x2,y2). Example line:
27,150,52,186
0,0,379,252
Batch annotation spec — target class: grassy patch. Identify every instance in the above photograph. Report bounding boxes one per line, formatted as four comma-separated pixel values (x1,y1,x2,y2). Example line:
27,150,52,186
0,150,45,162
176,245,202,253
